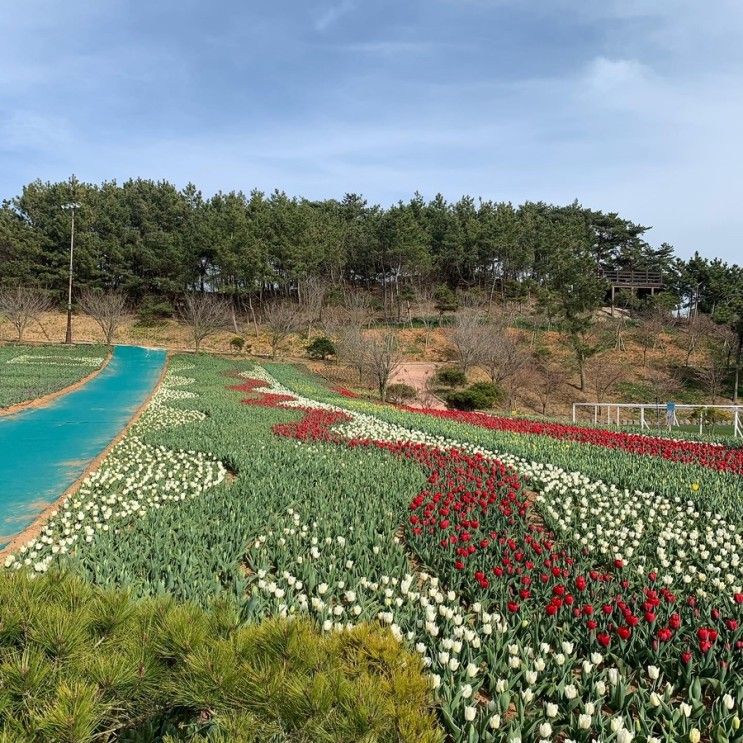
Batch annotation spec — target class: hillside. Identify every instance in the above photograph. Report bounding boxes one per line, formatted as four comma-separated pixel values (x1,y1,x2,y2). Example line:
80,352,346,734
1,304,732,423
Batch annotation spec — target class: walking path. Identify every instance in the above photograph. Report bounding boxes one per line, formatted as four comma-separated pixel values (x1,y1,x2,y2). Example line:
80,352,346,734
390,362,447,410
0,345,166,547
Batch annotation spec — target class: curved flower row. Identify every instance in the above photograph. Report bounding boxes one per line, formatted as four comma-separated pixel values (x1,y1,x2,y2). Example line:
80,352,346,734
400,407,743,475
4,365,226,573
233,368,742,742
243,368,743,599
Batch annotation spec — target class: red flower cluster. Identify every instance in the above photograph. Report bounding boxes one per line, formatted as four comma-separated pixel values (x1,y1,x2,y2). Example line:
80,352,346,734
330,385,359,398
400,406,743,475
233,377,742,673
229,379,297,409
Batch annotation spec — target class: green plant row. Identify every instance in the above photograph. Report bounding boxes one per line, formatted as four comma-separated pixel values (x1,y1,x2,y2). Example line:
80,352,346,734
58,356,427,606
0,344,107,408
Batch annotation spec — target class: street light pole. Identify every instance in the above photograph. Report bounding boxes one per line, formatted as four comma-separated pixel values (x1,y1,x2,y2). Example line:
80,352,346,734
62,202,80,344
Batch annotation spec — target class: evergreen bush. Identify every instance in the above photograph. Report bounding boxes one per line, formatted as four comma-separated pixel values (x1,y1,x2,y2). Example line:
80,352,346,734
445,382,502,411
434,367,467,388
305,336,336,360
0,570,441,743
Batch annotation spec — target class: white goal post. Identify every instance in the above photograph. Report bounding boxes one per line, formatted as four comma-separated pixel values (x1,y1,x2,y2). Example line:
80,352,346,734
571,402,743,438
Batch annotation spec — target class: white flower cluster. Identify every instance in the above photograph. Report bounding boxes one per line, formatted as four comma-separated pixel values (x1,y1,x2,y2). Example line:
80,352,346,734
4,365,225,573
534,468,743,595
132,370,206,434
7,354,105,367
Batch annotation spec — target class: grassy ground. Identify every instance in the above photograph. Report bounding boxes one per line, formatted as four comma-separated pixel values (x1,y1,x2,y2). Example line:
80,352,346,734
0,344,107,408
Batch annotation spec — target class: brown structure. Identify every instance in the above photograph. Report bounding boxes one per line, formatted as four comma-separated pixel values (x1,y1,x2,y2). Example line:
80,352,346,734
602,269,663,315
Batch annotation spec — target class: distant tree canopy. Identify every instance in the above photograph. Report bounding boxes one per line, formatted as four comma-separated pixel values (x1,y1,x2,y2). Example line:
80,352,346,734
1,178,740,333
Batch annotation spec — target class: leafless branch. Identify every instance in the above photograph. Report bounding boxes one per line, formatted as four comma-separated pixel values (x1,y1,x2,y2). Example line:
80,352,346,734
0,286,51,341
178,293,231,352
263,300,302,359
79,289,128,345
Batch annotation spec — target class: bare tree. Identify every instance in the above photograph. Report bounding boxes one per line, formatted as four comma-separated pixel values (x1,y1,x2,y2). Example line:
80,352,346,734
319,304,343,340
302,276,328,338
263,300,302,359
531,362,567,417
78,289,128,345
633,313,667,368
586,352,626,403
696,328,735,402
409,285,436,354
178,293,231,352
337,323,368,382
682,314,717,368
480,324,529,386
0,286,51,341
343,290,374,328
364,331,403,401
450,309,487,374
644,366,682,405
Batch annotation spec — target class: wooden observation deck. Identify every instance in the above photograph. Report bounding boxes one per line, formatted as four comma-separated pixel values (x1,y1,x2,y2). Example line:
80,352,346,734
602,269,664,290
601,269,664,313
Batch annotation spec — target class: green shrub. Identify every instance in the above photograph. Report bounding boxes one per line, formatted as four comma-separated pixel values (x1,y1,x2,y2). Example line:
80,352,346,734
387,383,417,404
434,367,467,388
686,407,732,430
467,381,502,405
445,382,501,411
230,336,246,353
433,286,458,316
135,298,174,327
306,336,336,360
0,570,442,743
444,390,478,411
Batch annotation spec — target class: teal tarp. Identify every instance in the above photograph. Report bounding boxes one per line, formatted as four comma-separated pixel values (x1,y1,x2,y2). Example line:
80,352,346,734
0,345,166,547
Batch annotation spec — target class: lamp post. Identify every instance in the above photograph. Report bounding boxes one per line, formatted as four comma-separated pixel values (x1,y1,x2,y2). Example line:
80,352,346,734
61,202,80,344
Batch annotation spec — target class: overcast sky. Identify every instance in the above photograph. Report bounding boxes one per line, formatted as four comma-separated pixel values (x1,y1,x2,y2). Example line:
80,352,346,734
1,0,741,262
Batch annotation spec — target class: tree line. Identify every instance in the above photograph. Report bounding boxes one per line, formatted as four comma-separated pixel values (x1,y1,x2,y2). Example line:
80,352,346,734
0,176,708,303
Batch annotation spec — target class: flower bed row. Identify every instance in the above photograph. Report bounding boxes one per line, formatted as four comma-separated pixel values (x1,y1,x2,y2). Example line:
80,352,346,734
400,407,743,476
259,367,743,598
0,344,107,408
266,364,743,527
9,355,740,741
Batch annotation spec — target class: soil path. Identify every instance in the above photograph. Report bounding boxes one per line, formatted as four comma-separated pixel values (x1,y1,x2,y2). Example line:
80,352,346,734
390,362,447,410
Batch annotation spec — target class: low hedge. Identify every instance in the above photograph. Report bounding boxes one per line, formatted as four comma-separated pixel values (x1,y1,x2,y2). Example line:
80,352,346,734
444,382,502,411
0,570,442,743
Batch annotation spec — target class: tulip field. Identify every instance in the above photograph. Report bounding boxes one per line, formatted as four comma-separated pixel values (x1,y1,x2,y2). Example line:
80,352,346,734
0,344,106,408
5,355,743,742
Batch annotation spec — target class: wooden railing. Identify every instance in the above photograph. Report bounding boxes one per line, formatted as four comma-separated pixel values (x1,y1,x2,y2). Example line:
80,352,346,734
601,269,663,288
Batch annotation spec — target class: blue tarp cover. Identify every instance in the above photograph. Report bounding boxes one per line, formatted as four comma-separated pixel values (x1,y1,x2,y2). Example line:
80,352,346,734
0,345,166,547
